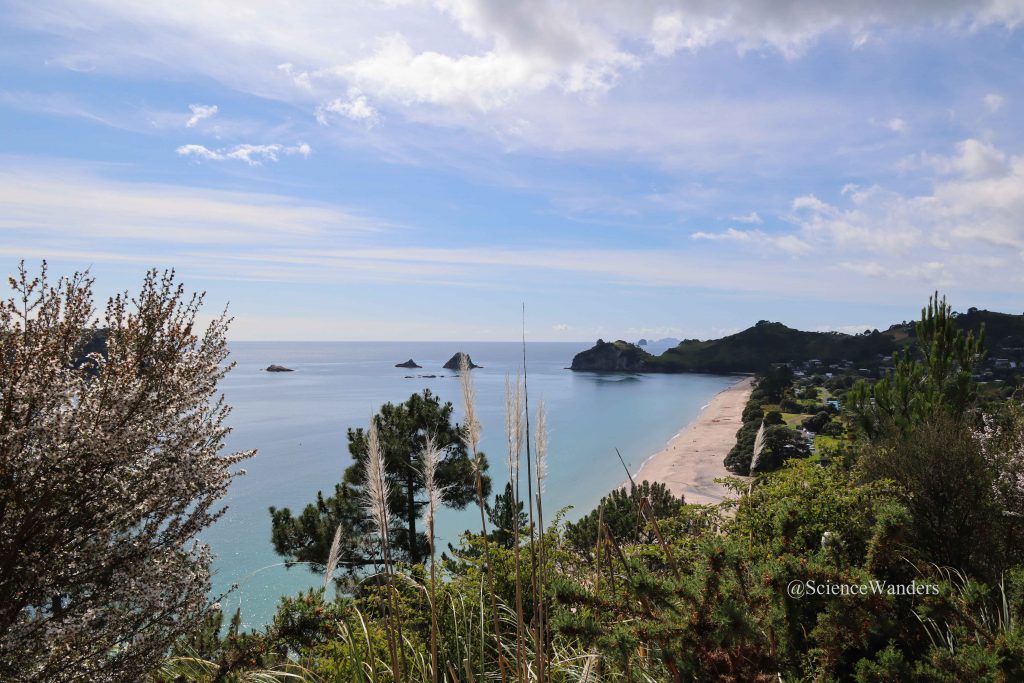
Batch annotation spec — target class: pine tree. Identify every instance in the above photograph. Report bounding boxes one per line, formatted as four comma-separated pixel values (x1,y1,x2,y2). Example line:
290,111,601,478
847,292,985,439
271,390,491,569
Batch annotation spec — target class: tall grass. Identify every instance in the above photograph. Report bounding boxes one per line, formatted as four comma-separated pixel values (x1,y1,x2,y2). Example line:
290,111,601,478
155,591,659,683
421,435,443,683
505,371,526,680
533,398,549,683
459,354,505,682
364,417,402,682
519,312,548,683
749,419,766,473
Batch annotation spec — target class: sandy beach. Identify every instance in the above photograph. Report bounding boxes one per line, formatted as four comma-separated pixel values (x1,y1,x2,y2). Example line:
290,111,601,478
630,376,753,505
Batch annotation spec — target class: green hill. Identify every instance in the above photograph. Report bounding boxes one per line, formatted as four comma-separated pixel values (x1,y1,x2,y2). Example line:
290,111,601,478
570,307,1024,374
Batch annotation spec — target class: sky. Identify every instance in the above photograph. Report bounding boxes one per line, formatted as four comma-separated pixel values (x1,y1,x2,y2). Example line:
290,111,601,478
2,0,1023,341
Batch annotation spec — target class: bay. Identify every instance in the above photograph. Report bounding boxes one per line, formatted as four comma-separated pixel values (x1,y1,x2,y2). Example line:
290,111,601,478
206,341,735,628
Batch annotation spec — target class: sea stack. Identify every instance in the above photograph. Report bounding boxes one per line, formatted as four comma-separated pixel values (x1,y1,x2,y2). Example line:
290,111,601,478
443,352,481,370
395,359,421,368
265,364,294,372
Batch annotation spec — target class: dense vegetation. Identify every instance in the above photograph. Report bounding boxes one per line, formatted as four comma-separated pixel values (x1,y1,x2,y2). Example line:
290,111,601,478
148,294,1024,682
6,265,1024,682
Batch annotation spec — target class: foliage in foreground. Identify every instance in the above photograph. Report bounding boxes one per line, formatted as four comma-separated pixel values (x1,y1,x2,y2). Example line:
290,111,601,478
155,291,1024,682
0,263,252,680
155,449,1024,682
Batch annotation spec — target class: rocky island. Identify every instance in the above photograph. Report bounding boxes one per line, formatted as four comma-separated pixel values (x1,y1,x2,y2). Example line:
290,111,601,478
265,364,294,372
395,359,421,368
443,352,481,370
570,339,651,372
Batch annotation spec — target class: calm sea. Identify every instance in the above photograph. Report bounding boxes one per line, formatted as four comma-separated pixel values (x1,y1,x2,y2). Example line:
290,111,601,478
207,341,736,628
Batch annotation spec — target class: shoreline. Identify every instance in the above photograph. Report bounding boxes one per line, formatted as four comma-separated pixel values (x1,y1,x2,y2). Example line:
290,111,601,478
628,376,753,505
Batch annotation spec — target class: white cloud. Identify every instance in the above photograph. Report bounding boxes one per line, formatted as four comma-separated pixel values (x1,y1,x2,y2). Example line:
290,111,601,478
316,89,379,125
176,142,312,165
691,227,812,255
11,0,1023,119
552,323,570,331
886,117,908,133
984,93,1005,112
924,138,1009,179
732,211,763,224
678,138,1024,294
792,195,835,213
691,227,754,242
795,139,1024,252
185,103,218,127
175,144,223,161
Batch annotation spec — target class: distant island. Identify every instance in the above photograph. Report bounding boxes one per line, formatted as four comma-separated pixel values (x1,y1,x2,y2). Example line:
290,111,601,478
571,307,1024,376
443,352,481,370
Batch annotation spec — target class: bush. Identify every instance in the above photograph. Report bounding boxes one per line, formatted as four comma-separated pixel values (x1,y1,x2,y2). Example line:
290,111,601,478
801,411,833,433
779,397,802,412
566,481,684,553
857,414,1021,579
0,264,252,679
751,425,811,473
741,401,765,422
820,420,844,436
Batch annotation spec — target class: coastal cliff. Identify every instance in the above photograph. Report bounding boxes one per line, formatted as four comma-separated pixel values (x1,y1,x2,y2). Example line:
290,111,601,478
570,339,653,372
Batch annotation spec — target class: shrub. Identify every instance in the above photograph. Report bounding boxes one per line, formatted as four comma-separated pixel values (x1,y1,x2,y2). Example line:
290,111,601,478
0,264,252,679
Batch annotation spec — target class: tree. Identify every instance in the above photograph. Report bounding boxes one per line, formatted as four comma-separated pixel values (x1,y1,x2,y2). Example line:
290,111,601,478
0,263,252,679
847,292,985,440
565,481,684,553
752,365,793,403
269,483,374,578
487,482,527,550
271,390,490,571
801,411,832,433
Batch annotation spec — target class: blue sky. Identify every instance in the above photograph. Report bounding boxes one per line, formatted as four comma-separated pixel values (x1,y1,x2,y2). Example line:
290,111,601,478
2,1,1023,341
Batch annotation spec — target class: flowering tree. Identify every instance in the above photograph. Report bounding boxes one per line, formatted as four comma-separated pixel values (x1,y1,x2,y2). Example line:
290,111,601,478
0,263,252,680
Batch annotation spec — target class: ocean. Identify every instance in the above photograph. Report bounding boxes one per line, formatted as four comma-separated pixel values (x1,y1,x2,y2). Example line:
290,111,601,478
206,341,736,628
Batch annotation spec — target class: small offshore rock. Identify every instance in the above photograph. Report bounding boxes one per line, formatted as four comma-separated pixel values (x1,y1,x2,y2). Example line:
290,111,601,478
265,364,294,372
395,359,421,368
443,352,481,370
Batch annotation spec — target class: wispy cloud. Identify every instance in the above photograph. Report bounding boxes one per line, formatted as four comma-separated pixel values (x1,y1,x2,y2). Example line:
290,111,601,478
886,117,908,134
0,162,381,245
176,142,312,165
691,228,812,255
731,212,762,224
185,103,218,127
984,93,1004,112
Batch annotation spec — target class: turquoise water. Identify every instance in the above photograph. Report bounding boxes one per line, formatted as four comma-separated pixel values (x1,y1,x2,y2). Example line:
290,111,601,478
206,341,736,628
